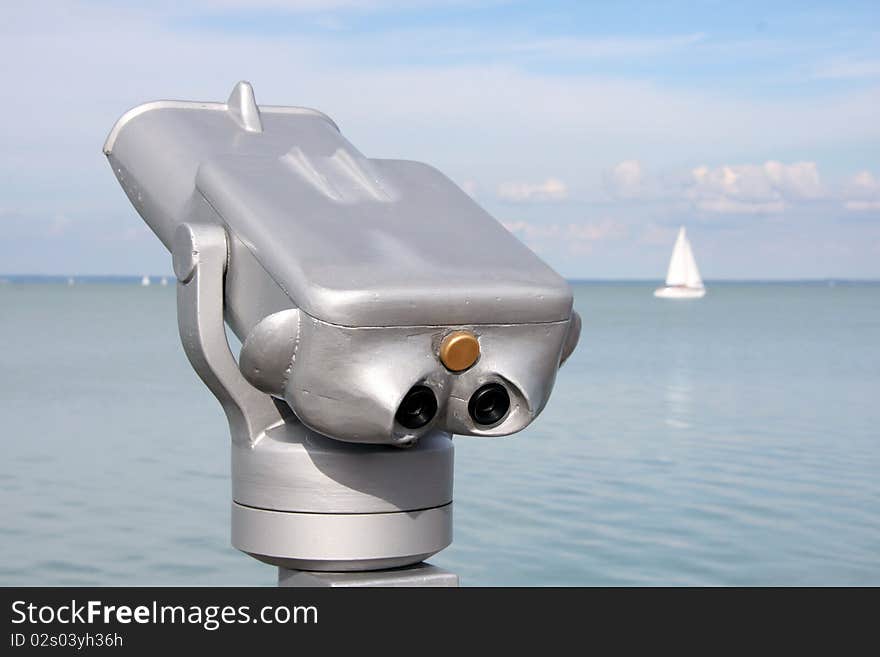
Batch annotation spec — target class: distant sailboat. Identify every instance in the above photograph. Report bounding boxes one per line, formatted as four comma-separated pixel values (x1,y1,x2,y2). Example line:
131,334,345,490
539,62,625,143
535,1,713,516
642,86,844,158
654,227,706,299
160,277,168,286
141,275,151,287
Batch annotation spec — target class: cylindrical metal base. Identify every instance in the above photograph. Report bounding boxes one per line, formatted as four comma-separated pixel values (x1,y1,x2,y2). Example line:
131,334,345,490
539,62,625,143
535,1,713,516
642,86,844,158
233,423,454,514
232,501,453,571
231,418,454,571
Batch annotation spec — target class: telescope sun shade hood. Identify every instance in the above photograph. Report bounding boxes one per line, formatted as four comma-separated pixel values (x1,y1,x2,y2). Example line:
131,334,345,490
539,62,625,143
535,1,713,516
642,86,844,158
103,82,573,329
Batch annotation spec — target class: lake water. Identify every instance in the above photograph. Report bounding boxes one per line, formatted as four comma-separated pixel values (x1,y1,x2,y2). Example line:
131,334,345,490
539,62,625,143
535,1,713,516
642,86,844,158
1,281,878,586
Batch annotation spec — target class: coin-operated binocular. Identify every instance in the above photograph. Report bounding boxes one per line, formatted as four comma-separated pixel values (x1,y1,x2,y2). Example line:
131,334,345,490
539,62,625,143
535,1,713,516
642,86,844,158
104,82,580,581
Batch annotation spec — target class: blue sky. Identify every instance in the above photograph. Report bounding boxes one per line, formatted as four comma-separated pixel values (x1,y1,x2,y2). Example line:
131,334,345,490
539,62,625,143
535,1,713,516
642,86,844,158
1,1,878,279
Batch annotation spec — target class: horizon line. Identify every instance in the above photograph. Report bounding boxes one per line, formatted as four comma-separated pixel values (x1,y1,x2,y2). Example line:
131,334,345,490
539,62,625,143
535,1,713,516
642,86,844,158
2,274,879,284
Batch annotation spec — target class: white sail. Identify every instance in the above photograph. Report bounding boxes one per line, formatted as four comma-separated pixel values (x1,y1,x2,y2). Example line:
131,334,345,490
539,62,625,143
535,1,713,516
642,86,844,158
664,227,702,288
682,235,703,289
141,275,150,286
664,228,687,286
655,226,705,298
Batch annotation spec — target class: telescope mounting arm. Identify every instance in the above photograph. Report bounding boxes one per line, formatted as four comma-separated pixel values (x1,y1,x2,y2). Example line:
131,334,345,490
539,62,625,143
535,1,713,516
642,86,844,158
172,222,290,445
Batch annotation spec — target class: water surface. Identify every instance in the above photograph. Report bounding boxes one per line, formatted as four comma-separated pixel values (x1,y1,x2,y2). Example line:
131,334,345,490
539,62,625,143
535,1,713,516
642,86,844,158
1,281,878,585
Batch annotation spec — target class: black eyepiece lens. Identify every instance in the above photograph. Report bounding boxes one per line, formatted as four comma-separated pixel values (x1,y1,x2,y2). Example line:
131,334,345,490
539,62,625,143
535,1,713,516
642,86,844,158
468,383,510,426
395,385,438,429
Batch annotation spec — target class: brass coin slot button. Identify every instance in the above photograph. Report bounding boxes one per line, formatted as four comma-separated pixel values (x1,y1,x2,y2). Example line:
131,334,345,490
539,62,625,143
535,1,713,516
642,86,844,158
439,331,480,372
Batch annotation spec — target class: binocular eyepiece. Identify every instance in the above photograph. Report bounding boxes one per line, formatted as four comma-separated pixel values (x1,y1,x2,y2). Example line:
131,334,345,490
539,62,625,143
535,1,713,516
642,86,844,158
396,382,512,431
396,386,438,429
468,383,511,426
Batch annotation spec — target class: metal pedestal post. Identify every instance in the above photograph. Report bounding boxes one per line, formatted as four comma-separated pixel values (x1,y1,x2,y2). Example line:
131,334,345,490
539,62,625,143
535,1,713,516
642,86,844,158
278,563,459,587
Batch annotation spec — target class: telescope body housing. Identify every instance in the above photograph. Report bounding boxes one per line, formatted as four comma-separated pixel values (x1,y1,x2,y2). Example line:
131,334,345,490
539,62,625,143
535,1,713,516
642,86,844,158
104,82,579,571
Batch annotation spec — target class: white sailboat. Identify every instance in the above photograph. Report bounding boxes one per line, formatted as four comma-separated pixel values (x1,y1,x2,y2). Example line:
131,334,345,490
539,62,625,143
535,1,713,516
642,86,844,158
654,226,706,299
141,275,151,287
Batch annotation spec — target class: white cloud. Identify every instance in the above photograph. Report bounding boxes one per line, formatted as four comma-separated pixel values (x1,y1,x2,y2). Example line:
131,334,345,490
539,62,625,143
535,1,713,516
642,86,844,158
1,1,879,278
566,219,627,242
497,178,568,203
685,161,823,214
851,170,878,190
603,159,829,214
844,201,880,211
503,218,626,254
3,4,879,189
605,160,644,198
693,198,786,214
842,170,880,212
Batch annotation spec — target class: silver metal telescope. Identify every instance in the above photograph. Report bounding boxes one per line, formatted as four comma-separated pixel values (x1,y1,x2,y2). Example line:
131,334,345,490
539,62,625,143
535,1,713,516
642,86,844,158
104,81,580,580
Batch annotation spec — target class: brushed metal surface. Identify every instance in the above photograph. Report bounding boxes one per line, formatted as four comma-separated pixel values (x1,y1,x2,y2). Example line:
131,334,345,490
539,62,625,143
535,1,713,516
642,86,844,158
232,502,453,572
